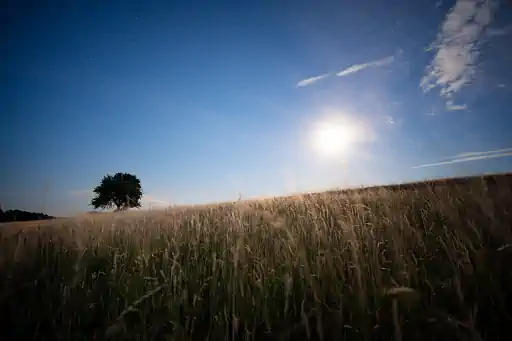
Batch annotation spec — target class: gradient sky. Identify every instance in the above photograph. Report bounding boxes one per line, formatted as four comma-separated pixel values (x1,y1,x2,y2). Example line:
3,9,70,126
2,0,512,216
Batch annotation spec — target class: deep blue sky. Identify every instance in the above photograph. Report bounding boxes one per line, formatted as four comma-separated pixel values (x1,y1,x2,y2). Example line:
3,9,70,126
2,0,512,216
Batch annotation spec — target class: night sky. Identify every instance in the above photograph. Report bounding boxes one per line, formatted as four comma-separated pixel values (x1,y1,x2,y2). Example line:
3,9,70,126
2,0,512,216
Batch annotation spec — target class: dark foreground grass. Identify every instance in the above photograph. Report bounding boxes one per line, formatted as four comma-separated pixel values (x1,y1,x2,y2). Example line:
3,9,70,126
1,174,512,341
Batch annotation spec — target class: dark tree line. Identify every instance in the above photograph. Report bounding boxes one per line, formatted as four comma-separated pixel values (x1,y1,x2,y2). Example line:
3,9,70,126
0,208,55,223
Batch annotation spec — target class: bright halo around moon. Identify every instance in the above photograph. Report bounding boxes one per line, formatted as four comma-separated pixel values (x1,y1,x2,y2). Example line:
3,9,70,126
313,121,352,156
311,116,365,158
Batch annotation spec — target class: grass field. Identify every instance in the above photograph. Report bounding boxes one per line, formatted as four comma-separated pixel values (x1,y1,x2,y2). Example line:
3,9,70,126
1,174,512,341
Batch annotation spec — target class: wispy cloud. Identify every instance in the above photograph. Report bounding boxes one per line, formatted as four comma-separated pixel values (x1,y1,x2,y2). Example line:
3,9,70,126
336,54,396,77
384,115,396,124
486,24,512,37
296,73,330,87
421,0,498,99
454,147,512,158
445,100,467,111
413,147,512,168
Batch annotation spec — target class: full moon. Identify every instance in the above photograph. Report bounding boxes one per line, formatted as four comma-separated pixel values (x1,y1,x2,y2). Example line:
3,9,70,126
312,120,356,156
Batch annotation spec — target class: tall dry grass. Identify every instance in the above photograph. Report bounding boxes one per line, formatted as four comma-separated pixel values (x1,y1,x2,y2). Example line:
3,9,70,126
1,175,512,341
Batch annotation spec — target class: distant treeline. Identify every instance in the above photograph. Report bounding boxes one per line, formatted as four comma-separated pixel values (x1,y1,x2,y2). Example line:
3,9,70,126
0,209,55,223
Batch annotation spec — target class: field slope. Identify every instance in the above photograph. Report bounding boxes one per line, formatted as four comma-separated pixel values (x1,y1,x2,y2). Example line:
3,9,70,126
1,174,512,341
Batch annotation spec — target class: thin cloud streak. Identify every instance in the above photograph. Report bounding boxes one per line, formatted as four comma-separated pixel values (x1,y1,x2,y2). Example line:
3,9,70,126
295,51,399,87
337,54,396,77
445,100,467,111
455,147,512,158
412,152,512,169
296,73,330,87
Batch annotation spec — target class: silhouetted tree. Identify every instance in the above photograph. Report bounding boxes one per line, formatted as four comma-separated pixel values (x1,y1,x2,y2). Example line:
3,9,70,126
90,172,143,211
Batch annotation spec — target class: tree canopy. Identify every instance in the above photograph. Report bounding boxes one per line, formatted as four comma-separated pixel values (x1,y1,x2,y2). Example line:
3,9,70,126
90,172,143,211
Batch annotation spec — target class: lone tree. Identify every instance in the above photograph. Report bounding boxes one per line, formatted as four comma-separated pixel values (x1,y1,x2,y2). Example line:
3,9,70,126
90,172,143,211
